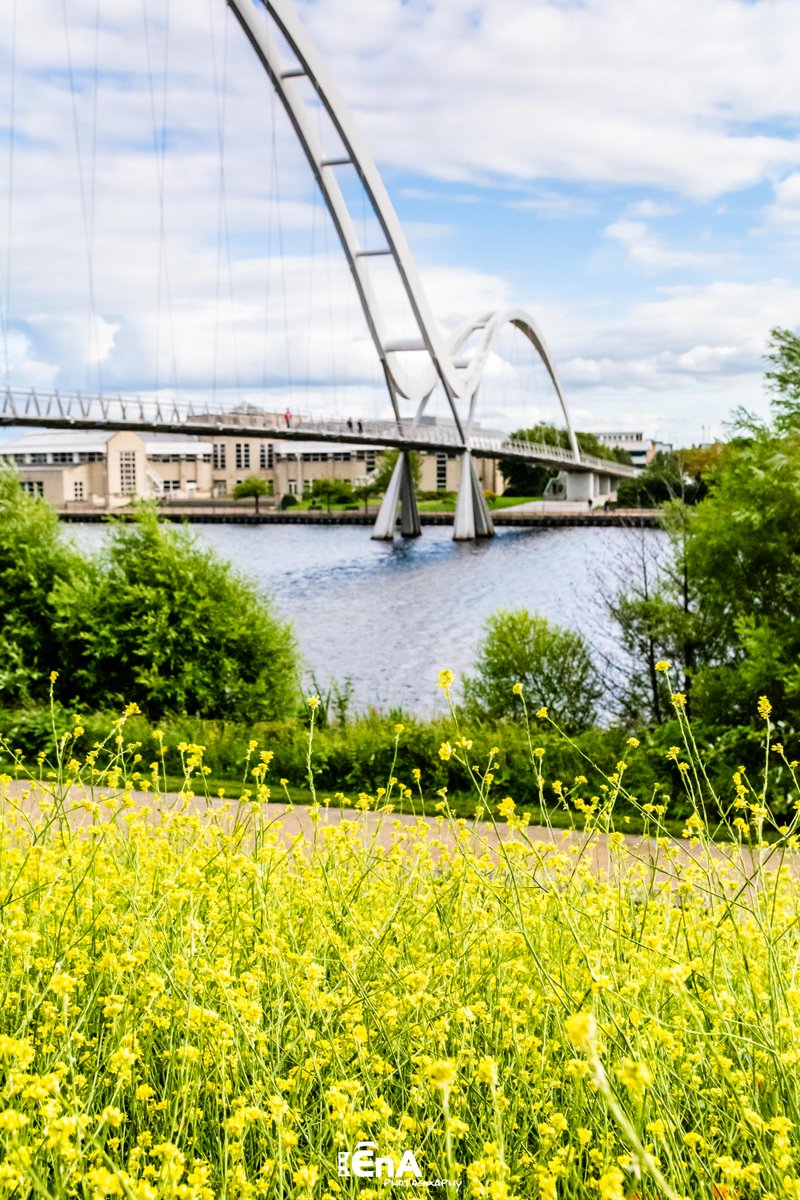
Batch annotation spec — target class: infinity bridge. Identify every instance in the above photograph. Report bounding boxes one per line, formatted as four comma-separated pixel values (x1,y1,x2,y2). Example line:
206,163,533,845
4,0,637,538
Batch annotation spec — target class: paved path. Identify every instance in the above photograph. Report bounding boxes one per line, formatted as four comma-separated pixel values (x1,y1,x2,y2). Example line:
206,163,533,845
3,779,792,880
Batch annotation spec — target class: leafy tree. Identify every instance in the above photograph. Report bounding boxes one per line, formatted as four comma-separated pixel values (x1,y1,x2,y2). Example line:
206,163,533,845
0,468,82,703
232,476,270,513
353,484,376,514
463,608,602,729
499,425,629,497
310,478,354,512
50,506,298,719
614,446,726,509
765,326,800,431
609,329,800,726
680,430,800,721
372,450,422,495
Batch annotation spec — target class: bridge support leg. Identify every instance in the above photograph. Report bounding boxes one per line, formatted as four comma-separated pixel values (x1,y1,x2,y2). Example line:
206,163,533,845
453,452,495,541
371,452,421,540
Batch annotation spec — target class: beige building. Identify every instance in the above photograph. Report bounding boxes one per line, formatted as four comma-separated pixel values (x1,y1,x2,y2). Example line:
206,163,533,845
1,430,212,508
1,426,504,507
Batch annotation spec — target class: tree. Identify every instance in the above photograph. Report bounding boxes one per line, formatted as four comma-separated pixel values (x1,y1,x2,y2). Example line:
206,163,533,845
353,483,376,514
50,506,298,719
0,467,82,704
608,330,800,727
311,478,354,512
232,476,270,513
499,425,629,497
372,450,422,495
678,430,800,722
463,609,602,729
765,326,800,431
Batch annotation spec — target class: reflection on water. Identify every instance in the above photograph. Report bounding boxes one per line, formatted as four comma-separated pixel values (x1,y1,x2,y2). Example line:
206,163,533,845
68,523,667,715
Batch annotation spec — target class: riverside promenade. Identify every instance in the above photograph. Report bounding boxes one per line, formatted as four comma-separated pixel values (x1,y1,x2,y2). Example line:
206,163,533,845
57,505,659,529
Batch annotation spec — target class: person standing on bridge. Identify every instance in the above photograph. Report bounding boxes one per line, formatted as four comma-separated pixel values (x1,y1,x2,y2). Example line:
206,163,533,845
285,407,292,429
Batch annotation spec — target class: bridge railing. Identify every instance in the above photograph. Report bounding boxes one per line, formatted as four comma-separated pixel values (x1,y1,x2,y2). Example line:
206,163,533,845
1,387,637,476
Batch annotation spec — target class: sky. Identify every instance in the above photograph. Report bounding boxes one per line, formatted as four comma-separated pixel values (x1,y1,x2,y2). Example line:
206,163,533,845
2,0,800,446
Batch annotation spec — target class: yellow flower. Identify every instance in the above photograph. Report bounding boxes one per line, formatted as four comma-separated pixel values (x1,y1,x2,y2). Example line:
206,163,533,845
99,1106,126,1128
536,706,549,719
671,692,687,708
394,723,405,734
307,695,321,711
758,695,772,720
512,682,523,695
0,1110,28,1132
597,1167,625,1200
49,670,59,683
293,1164,319,1189
655,660,670,672
426,1059,456,1090
626,737,640,748
616,1058,652,1095
498,796,515,820
49,972,77,998
437,668,454,692
565,1011,597,1051
438,742,453,761
475,1058,498,1086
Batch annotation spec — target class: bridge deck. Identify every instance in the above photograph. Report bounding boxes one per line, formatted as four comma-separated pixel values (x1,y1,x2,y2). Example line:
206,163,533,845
1,388,638,479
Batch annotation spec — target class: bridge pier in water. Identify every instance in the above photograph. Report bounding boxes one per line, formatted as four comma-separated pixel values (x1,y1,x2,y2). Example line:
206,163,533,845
371,452,421,540
453,451,495,540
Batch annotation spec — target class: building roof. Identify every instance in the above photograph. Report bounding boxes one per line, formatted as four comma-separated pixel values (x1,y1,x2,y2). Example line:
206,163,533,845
0,429,211,458
0,429,115,454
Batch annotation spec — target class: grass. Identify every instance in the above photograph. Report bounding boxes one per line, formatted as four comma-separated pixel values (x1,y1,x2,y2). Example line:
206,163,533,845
1,683,800,1198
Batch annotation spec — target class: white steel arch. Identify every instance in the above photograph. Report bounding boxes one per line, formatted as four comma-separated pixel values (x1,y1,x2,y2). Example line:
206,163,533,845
227,0,582,536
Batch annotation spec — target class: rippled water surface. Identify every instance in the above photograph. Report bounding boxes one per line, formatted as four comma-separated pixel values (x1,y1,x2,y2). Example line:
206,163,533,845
69,523,666,715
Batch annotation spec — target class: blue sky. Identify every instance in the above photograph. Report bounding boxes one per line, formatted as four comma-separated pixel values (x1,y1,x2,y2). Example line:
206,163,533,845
2,0,800,446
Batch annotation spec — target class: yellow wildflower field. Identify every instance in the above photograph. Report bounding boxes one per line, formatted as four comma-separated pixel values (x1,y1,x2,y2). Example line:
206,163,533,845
1,697,800,1200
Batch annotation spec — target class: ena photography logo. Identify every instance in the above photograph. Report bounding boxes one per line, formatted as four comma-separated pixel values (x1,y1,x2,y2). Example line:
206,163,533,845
338,1141,461,1189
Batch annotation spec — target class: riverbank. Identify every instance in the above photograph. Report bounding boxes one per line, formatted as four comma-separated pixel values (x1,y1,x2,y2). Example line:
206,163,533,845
58,505,659,527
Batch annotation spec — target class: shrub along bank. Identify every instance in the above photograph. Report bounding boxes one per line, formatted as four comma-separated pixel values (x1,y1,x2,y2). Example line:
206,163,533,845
0,699,790,828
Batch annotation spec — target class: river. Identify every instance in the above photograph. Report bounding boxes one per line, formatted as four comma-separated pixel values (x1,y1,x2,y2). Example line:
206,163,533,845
68,522,667,716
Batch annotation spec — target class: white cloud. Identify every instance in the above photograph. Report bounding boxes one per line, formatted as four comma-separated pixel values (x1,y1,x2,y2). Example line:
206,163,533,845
627,200,680,219
604,219,728,272
298,0,800,199
507,191,597,220
2,0,799,451
764,174,800,227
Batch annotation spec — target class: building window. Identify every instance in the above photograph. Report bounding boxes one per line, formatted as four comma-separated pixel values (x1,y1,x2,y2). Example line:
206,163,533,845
119,451,137,495
213,443,227,470
288,479,298,495
52,452,76,464
436,452,448,491
235,443,250,470
365,451,376,471
163,480,181,492
21,480,44,497
73,481,84,501
30,453,47,465
259,443,275,470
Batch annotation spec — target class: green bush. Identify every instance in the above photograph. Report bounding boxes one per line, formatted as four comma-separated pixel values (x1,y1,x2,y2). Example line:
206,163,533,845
49,506,298,720
463,608,602,729
0,468,83,704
